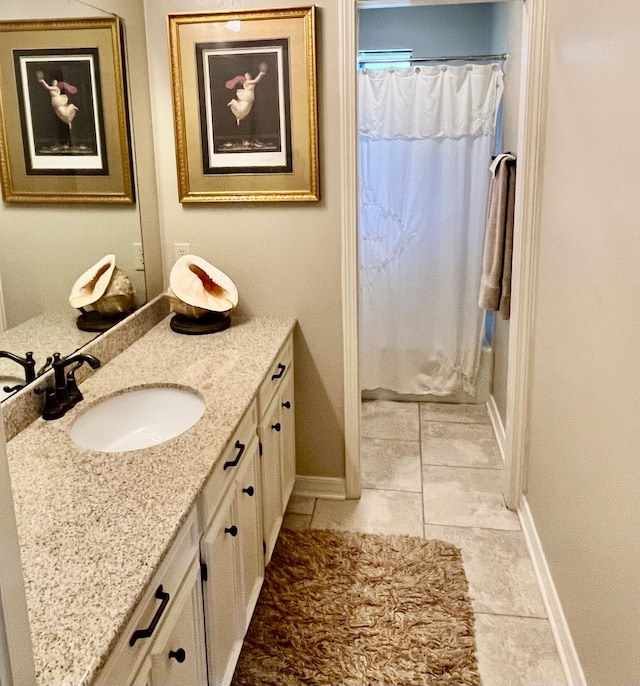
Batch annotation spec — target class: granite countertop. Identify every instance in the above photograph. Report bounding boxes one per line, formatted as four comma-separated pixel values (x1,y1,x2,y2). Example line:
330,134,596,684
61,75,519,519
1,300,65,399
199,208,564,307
6,314,296,686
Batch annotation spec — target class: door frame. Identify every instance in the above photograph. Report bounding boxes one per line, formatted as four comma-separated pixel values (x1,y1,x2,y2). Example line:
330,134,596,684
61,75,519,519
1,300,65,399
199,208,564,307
338,0,549,507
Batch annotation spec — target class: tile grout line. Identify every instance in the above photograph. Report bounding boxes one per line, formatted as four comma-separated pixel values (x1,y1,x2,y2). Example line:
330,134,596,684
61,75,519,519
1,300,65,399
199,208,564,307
417,402,426,530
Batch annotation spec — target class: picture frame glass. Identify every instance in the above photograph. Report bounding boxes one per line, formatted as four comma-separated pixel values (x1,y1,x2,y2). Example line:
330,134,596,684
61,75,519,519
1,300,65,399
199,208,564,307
197,39,292,175
14,48,108,175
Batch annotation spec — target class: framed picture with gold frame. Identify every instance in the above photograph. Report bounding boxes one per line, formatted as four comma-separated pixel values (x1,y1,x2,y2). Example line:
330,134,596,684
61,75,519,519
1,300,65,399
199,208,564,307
0,17,134,204
168,6,319,203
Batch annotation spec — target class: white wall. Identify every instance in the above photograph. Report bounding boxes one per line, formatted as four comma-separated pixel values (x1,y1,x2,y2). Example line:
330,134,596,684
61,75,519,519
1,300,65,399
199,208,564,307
526,0,640,682
143,0,345,479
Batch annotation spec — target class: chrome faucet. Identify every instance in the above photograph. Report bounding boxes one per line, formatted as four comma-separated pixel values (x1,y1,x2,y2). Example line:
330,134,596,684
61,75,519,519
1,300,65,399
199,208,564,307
0,350,36,393
41,352,101,420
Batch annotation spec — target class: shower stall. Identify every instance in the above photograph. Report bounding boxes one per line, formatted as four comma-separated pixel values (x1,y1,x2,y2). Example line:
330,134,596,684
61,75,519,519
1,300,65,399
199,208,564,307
358,56,504,404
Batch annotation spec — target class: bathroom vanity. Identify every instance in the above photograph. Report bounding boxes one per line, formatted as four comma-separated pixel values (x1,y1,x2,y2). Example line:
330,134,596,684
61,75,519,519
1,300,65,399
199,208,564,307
5,312,296,686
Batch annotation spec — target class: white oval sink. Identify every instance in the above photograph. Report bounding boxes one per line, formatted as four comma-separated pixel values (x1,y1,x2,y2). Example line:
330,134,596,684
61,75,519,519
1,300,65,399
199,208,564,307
70,386,205,453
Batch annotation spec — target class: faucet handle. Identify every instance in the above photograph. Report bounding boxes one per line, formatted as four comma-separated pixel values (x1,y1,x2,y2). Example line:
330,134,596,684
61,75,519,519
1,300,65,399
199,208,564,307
65,363,85,405
37,355,54,377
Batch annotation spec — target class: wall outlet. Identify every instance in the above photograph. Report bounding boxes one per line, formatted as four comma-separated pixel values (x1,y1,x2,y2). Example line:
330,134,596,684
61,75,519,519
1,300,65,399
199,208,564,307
133,242,145,271
174,242,191,262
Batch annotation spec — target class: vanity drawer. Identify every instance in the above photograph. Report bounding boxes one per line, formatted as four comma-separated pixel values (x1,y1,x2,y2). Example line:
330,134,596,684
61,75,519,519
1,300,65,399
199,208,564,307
95,509,200,686
199,399,258,531
258,337,293,414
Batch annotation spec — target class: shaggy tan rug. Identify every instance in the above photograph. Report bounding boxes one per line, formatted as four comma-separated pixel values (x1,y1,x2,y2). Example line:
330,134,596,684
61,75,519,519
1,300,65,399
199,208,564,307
232,528,481,686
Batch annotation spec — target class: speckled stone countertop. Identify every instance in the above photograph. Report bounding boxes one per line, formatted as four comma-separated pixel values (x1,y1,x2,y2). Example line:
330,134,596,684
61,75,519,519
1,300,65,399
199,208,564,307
6,314,296,686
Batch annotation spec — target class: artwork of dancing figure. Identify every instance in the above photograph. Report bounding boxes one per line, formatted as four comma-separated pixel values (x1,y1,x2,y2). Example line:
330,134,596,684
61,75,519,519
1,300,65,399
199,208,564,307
226,62,268,125
36,72,78,129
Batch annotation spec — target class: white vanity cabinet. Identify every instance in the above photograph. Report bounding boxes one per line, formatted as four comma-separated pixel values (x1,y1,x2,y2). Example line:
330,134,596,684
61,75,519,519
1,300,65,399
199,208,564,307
131,558,208,686
95,511,204,686
94,330,295,686
199,401,264,686
258,338,295,563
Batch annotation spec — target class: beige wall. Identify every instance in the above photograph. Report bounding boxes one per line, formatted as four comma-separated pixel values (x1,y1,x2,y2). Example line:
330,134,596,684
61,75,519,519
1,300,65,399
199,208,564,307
526,1,640,683
143,0,345,479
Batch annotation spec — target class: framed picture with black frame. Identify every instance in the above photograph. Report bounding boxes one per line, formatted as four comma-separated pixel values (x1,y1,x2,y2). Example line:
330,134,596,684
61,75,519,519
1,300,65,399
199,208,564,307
0,17,134,203
168,6,319,203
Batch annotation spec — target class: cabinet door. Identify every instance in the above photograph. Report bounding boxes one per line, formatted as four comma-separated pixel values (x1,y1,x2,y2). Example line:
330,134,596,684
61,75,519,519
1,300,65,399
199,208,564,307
259,395,283,564
131,657,153,686
148,562,208,686
234,441,264,628
200,494,243,686
279,370,296,510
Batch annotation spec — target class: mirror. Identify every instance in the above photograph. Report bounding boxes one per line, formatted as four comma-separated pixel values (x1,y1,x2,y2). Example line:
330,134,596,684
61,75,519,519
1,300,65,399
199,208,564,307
0,0,160,401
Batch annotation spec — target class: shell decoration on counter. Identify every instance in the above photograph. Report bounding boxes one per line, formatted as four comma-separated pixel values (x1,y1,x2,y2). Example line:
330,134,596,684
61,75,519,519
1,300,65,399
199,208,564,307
69,254,135,331
69,254,135,315
168,255,238,334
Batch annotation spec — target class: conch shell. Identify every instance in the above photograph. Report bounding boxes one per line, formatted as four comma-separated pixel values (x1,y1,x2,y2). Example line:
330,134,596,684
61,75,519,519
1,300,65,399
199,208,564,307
169,254,238,319
69,254,135,315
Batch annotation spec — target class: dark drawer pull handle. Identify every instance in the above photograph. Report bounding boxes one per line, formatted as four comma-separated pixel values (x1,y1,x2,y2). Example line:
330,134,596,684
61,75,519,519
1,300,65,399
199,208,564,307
169,648,186,663
224,440,245,470
271,363,286,380
272,423,281,432
242,485,255,496
129,585,169,646
282,400,291,409
225,525,238,537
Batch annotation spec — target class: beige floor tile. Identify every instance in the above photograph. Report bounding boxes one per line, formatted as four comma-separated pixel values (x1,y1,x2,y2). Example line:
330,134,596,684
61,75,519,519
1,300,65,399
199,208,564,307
424,525,546,618
360,400,420,441
283,513,312,531
420,402,490,424
361,437,422,492
285,495,315,515
422,466,520,530
311,488,424,537
421,421,502,468
474,614,567,686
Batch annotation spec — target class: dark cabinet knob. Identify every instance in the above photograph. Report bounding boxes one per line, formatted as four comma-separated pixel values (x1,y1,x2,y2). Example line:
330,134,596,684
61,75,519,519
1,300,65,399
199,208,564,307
272,422,281,432
242,486,255,496
169,648,186,663
282,401,291,409
225,525,238,537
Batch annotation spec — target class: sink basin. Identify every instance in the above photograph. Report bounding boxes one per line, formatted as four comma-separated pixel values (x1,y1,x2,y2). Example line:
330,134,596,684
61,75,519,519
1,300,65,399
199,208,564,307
70,386,205,453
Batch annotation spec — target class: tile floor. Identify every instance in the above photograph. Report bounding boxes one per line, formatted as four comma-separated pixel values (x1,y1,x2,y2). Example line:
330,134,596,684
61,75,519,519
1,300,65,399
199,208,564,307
284,399,568,686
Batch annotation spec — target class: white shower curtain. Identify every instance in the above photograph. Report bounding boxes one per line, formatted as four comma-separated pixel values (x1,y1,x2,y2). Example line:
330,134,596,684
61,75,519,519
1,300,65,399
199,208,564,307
359,64,504,396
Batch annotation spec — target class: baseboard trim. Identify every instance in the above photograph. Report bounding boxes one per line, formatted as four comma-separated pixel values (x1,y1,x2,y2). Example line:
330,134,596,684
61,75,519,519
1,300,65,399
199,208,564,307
486,394,506,463
293,475,347,500
518,497,586,686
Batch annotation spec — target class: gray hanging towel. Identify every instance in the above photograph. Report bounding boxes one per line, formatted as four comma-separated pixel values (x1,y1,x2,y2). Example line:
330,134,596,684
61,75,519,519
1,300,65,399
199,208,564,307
478,153,516,319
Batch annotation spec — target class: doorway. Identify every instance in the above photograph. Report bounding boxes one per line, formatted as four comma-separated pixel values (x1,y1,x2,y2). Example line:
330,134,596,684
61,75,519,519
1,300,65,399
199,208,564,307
339,0,547,509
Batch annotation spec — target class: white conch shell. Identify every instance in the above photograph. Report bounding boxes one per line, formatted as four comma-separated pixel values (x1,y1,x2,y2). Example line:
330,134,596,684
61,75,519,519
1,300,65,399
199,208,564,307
69,254,135,315
169,254,238,318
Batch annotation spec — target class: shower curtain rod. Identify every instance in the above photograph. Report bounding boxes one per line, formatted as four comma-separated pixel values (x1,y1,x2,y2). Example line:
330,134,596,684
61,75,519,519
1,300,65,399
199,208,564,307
359,53,507,65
